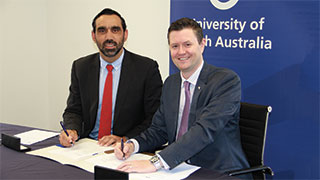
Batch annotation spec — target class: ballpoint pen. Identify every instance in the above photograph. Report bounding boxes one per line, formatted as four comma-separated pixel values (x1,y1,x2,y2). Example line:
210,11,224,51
121,138,125,160
59,121,73,145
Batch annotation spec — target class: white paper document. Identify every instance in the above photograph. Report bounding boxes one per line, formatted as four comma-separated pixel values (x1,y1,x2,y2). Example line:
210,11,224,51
85,151,152,171
15,129,59,145
85,153,199,179
27,138,113,164
132,163,200,180
27,138,200,180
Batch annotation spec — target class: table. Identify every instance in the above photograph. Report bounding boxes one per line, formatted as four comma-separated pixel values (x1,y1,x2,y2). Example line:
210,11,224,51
0,123,237,179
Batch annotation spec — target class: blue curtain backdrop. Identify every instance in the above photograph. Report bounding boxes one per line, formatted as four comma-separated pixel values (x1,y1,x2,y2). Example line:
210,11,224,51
170,0,319,179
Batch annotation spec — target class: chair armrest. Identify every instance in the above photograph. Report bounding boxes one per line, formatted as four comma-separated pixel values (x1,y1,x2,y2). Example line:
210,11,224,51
227,165,274,176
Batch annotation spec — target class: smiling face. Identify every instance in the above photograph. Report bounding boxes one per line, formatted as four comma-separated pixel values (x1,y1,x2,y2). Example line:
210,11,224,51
92,14,128,63
169,28,205,79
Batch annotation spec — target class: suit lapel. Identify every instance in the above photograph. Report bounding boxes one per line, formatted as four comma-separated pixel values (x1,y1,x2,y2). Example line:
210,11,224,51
88,54,100,125
113,50,132,123
171,75,182,140
188,62,210,127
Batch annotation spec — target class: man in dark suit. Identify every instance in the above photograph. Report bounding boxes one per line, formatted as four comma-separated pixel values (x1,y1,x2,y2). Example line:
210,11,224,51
59,8,162,147
114,18,250,178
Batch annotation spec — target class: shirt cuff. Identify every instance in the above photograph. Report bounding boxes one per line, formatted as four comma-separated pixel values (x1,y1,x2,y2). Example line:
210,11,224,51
127,139,139,154
128,139,170,170
157,154,170,170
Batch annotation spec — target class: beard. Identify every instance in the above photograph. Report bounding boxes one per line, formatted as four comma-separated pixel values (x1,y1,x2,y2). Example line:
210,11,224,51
98,37,125,58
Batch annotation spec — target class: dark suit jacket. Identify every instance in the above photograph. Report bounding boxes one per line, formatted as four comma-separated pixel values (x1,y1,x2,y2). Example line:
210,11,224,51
135,62,250,173
63,49,163,139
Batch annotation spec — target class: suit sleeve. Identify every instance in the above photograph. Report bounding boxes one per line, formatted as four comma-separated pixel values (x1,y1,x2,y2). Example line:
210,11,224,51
62,61,83,135
124,61,163,138
159,70,241,169
134,90,170,152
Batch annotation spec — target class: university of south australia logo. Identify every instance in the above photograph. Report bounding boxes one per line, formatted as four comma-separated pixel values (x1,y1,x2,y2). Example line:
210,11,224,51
210,0,239,10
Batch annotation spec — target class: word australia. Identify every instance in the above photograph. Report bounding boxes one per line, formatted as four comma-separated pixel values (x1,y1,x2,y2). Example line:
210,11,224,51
206,35,272,49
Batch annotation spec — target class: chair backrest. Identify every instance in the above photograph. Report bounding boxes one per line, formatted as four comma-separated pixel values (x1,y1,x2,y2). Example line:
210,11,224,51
239,102,272,179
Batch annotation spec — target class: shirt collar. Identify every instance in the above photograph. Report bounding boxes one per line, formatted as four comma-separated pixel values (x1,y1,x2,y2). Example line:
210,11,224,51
99,49,125,70
180,60,204,87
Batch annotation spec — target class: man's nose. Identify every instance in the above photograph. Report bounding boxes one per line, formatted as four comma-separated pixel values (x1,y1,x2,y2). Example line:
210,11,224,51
104,31,114,39
178,46,186,54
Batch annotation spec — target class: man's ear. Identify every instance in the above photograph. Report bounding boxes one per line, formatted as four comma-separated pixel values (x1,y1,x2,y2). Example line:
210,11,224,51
200,38,206,53
124,29,128,42
91,31,97,43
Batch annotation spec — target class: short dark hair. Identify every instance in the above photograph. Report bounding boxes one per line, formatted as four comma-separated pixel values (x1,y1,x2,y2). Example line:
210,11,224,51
92,8,127,33
167,17,203,44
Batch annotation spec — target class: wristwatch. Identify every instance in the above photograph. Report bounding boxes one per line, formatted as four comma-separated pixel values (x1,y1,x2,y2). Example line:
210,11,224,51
149,155,163,170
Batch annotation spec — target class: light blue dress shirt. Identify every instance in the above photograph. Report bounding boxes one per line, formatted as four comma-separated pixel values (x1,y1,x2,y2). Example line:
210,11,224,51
89,50,124,139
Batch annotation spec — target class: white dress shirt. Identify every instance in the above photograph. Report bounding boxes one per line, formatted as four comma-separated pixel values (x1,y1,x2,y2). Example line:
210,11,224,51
131,60,204,169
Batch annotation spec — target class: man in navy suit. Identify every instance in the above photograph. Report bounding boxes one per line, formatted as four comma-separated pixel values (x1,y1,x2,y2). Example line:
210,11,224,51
115,17,250,177
59,8,162,147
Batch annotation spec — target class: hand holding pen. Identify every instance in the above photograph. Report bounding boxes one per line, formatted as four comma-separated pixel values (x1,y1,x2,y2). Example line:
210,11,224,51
59,121,78,147
115,138,134,160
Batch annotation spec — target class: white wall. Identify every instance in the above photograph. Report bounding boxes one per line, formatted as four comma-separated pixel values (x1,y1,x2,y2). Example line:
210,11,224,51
0,0,170,131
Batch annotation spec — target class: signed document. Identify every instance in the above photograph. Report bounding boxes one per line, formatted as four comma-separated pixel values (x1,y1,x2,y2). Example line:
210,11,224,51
27,138,200,180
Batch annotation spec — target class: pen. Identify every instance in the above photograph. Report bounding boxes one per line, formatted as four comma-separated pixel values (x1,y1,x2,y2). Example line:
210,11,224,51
121,138,125,160
59,121,73,145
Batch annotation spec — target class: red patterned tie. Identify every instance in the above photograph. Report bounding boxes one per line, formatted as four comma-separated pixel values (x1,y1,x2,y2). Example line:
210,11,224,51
98,64,113,139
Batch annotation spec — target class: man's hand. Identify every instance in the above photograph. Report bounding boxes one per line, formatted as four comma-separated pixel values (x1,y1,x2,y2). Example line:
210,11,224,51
117,160,157,173
59,130,78,147
114,141,134,160
98,135,124,146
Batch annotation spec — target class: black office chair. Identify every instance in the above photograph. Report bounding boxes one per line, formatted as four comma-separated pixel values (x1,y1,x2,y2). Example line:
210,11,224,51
227,102,274,180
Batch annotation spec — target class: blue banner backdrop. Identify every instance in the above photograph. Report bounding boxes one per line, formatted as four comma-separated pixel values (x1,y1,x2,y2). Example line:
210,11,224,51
170,0,319,179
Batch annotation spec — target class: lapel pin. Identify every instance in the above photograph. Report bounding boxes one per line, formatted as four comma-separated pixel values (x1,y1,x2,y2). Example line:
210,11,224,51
198,86,201,90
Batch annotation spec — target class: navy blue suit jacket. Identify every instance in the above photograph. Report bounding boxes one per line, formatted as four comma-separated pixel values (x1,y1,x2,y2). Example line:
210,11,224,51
135,62,250,173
